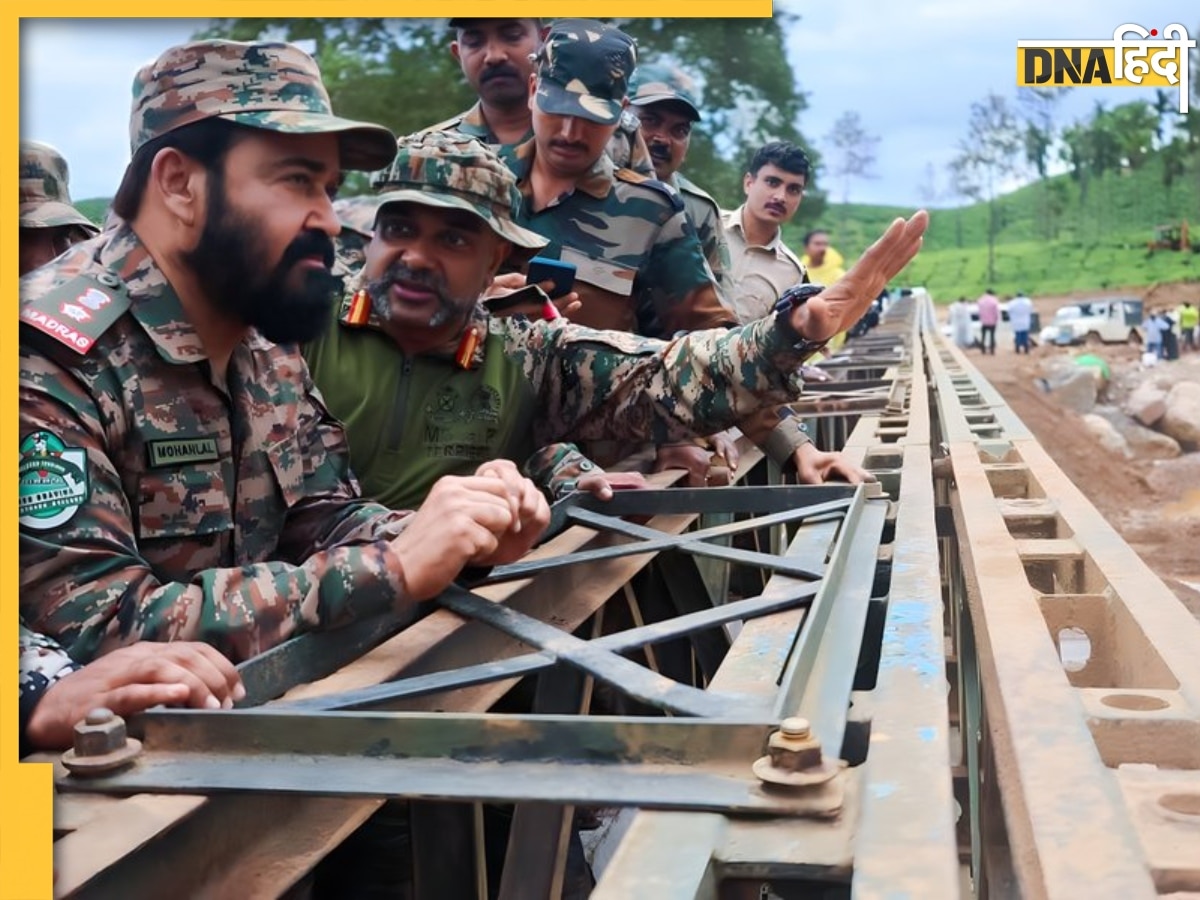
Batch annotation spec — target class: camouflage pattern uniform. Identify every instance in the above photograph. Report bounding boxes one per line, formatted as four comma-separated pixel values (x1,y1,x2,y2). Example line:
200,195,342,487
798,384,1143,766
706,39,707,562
310,132,812,508
19,619,80,756
626,62,734,303
511,20,735,337
19,141,100,238
19,40,411,665
332,195,378,278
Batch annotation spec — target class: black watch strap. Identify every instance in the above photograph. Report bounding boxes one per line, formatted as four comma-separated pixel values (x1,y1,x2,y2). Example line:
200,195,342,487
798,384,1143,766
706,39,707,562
774,283,829,356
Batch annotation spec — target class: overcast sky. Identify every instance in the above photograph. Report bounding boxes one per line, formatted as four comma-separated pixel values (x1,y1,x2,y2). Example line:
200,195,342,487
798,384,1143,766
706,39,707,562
20,5,1196,207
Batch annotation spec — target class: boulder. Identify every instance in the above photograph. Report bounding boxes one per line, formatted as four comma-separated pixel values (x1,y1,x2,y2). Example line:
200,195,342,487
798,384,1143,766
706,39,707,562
1117,419,1182,459
1045,368,1098,414
1080,413,1132,458
1161,381,1200,448
1124,382,1169,427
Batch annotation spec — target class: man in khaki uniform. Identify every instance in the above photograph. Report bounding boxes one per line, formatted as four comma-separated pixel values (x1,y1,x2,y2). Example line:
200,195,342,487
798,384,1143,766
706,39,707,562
724,140,810,324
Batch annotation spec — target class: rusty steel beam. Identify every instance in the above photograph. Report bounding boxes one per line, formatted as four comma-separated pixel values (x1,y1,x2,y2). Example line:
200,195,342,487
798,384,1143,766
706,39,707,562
928,320,1200,898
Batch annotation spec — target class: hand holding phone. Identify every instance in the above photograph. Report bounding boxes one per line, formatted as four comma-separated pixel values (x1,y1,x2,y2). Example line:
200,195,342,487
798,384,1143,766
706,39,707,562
525,256,577,300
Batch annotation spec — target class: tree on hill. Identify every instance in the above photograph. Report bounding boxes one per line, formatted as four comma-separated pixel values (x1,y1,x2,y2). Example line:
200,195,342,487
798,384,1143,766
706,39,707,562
823,110,879,208
949,93,1022,284
1017,86,1070,240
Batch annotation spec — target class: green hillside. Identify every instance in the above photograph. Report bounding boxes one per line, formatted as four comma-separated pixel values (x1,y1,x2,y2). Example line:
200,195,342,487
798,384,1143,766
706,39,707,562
787,149,1200,302
75,198,110,227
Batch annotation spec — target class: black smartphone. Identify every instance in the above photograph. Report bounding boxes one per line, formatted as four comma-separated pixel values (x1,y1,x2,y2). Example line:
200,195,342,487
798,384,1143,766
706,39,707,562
525,256,577,299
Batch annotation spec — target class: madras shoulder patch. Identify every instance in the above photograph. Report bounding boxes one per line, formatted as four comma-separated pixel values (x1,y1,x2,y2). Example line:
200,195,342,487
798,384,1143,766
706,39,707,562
20,274,131,355
19,430,89,531
145,436,222,467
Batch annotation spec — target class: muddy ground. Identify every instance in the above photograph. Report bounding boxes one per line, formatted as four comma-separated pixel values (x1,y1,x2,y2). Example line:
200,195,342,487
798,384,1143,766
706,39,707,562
953,283,1200,617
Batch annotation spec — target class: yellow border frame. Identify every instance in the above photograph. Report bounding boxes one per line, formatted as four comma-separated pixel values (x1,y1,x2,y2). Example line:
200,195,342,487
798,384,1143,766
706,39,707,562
3,4,769,897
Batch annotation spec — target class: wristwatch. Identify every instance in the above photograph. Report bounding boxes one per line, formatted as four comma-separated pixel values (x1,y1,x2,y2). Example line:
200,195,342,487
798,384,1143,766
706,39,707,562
774,282,829,357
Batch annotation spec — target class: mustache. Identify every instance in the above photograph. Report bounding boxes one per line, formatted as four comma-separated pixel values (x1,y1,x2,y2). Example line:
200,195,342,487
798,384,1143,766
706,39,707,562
280,229,335,271
647,142,672,162
480,63,522,82
549,139,588,153
368,262,448,299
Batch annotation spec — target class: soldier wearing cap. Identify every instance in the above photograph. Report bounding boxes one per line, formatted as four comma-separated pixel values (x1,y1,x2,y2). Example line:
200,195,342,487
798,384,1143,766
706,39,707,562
19,39,551,666
626,63,734,300
430,17,656,179
510,18,734,337
304,130,850,509
18,141,100,276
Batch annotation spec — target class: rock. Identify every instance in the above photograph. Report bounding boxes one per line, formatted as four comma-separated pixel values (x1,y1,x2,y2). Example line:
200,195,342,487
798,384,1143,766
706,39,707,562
1117,419,1182,459
1080,413,1132,458
1124,382,1169,427
1161,381,1200,448
1046,369,1098,414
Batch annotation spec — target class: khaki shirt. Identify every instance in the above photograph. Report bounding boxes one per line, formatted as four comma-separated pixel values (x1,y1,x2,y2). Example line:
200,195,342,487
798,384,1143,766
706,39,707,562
723,205,807,324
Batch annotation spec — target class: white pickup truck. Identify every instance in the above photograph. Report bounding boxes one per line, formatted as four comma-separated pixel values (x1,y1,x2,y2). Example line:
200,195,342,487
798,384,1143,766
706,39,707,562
1049,298,1144,346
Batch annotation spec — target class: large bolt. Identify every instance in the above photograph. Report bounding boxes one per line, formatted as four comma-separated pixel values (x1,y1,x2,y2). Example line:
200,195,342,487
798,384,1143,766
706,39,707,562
62,707,142,777
766,717,823,772
753,718,842,789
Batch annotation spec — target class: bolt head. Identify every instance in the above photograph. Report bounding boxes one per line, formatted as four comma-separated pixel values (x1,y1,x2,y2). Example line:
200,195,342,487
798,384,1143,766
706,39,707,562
85,707,114,726
781,717,811,739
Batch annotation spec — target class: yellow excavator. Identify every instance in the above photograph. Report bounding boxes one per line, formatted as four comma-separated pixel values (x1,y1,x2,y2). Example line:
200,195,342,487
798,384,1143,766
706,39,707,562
1147,219,1198,253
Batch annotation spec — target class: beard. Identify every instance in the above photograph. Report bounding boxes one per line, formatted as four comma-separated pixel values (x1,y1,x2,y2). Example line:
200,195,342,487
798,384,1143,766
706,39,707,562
183,173,340,345
364,261,474,331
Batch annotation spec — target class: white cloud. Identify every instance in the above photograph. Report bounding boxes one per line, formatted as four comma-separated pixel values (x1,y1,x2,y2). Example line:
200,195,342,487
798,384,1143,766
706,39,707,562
779,0,1194,206
21,19,207,199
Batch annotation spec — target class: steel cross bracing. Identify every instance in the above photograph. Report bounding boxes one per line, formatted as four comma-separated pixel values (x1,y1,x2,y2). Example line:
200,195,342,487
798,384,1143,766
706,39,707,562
58,485,888,820
46,295,963,900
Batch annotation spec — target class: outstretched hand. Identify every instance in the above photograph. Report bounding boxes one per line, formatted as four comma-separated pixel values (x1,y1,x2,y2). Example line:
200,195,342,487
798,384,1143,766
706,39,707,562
792,211,928,343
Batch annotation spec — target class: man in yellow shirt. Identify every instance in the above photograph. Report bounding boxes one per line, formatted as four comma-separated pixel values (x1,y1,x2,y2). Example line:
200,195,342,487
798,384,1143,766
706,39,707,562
1178,301,1198,353
802,230,849,350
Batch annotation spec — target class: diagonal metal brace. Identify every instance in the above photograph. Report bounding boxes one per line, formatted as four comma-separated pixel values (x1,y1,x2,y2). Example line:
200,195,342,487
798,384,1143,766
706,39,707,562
490,497,849,584
436,587,745,717
279,584,819,712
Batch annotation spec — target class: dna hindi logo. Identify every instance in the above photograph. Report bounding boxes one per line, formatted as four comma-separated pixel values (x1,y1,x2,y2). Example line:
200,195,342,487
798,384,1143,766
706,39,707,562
1017,24,1196,113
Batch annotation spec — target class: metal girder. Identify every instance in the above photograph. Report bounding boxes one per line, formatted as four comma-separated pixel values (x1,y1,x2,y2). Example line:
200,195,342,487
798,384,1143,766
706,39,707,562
58,711,834,816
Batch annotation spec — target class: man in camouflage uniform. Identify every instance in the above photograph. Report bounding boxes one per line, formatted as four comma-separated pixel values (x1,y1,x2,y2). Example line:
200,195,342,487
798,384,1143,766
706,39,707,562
509,19,733,338
429,17,655,177
306,130,845,509
19,39,550,666
18,141,100,276
20,619,242,754
626,62,734,300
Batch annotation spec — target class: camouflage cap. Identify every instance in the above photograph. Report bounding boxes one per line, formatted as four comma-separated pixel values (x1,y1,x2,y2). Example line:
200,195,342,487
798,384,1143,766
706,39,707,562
369,131,547,249
333,194,381,239
129,40,397,171
19,141,100,233
534,19,636,126
628,62,701,122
